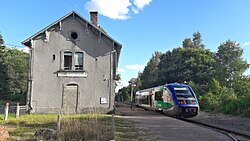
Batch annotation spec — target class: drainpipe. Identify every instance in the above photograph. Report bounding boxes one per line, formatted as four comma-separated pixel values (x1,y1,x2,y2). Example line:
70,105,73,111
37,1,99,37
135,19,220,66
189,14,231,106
27,40,34,113
108,49,116,109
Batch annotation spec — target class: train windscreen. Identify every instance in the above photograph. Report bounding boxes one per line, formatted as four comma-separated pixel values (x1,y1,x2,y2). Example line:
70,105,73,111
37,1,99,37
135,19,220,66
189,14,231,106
173,87,194,98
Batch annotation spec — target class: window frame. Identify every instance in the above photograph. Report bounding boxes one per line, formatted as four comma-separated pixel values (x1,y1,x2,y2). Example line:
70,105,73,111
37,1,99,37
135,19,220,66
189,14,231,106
74,52,84,70
63,51,73,70
61,50,85,71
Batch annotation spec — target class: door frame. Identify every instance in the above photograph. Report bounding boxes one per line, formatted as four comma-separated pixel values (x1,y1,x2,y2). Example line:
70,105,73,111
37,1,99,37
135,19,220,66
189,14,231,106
62,83,79,113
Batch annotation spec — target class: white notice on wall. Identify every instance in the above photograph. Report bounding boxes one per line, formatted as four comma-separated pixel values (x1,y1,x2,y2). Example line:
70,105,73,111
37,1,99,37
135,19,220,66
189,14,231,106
100,97,108,104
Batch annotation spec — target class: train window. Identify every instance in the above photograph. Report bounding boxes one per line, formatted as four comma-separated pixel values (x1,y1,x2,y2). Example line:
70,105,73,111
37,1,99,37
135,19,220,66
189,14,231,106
174,87,194,98
142,95,149,104
155,91,163,101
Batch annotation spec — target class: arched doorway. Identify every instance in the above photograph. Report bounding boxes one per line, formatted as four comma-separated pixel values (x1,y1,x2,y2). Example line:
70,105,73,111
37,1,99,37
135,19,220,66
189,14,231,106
62,84,78,114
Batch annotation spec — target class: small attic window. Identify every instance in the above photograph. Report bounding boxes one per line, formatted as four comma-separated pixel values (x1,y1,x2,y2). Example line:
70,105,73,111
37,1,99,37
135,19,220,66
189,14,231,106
67,30,80,41
71,32,78,40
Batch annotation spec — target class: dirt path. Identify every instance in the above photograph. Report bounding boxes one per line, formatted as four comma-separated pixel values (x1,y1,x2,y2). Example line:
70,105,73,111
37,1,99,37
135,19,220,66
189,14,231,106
0,126,9,141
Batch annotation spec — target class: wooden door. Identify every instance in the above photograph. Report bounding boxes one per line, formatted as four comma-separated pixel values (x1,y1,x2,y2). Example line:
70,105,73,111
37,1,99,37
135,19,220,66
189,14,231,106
62,84,78,114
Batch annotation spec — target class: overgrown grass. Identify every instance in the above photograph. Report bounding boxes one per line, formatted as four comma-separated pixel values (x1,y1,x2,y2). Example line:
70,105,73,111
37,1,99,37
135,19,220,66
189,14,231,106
0,114,58,140
60,115,113,141
0,114,149,141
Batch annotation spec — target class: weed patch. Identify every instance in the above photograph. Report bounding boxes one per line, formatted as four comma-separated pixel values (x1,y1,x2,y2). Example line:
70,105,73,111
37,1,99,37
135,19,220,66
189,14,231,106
0,114,148,140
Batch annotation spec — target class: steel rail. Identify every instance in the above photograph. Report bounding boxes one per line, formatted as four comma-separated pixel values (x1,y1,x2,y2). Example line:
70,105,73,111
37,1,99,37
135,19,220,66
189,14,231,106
179,118,250,141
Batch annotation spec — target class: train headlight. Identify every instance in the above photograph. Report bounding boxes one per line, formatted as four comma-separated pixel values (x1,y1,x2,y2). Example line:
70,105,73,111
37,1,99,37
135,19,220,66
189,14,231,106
178,100,185,104
191,100,197,104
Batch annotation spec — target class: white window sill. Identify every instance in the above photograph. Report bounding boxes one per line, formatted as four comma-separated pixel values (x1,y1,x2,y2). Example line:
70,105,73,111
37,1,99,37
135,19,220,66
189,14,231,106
57,70,87,78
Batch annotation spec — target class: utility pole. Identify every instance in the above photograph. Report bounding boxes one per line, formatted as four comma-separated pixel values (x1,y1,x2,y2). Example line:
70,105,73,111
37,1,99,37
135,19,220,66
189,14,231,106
129,78,136,110
130,85,133,109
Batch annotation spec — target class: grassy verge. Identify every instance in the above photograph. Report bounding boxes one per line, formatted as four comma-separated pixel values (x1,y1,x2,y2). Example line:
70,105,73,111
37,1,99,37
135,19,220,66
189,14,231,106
0,114,149,141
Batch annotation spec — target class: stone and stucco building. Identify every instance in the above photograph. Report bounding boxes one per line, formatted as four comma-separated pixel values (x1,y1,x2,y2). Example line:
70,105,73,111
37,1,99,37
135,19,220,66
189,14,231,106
22,11,122,114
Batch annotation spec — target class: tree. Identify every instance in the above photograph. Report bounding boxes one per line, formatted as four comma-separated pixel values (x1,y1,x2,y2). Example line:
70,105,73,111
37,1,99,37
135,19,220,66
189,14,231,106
117,87,130,101
215,40,249,87
158,47,215,90
0,33,4,45
232,76,250,116
115,74,121,81
232,76,250,97
0,35,29,103
182,32,205,48
158,49,182,84
192,32,205,48
139,51,162,89
182,38,193,48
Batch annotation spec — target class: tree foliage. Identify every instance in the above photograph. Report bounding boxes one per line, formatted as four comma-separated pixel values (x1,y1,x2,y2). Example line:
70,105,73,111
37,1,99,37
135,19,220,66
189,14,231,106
0,33,4,45
117,87,130,102
0,35,29,103
192,32,205,48
139,51,162,89
182,32,205,48
215,40,249,87
122,32,250,116
182,38,193,48
158,47,215,92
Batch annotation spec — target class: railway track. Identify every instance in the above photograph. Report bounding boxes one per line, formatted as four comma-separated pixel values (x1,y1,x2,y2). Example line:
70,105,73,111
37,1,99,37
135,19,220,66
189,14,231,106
179,117,250,141
117,103,250,140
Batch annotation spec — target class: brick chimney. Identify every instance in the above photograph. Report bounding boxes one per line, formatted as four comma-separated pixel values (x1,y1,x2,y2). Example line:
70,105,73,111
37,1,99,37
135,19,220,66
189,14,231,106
90,11,98,26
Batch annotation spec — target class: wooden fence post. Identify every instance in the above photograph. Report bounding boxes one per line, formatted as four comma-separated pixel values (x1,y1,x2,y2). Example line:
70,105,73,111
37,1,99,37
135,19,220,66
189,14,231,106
16,102,20,118
57,114,61,131
4,103,9,121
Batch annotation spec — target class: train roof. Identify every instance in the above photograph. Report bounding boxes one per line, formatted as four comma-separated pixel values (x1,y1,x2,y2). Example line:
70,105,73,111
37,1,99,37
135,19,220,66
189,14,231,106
136,85,164,93
136,83,190,94
166,83,189,87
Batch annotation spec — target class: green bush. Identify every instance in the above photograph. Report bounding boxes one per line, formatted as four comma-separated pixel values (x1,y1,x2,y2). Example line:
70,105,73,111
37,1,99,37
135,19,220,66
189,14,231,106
198,79,240,114
199,92,220,111
237,95,250,116
219,87,237,113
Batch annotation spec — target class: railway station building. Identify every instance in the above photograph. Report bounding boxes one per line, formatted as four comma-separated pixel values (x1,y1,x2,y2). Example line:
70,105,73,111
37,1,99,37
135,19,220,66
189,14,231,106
22,11,122,114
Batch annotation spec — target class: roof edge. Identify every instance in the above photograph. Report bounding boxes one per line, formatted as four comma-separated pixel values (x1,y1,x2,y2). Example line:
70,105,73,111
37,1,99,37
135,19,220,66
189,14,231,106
22,11,122,48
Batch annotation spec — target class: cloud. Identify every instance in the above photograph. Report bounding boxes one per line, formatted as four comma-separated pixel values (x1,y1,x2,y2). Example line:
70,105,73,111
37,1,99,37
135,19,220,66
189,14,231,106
125,64,144,70
117,68,125,73
23,47,30,53
85,0,131,20
121,80,129,87
85,0,153,20
133,0,152,11
243,42,250,47
16,47,29,53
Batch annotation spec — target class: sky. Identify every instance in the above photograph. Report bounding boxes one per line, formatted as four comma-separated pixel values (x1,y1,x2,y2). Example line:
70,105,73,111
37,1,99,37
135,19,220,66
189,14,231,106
1,0,250,88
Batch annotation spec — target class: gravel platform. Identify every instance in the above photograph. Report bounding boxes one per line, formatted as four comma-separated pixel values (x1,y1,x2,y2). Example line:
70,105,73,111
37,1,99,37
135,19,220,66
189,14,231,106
188,111,250,137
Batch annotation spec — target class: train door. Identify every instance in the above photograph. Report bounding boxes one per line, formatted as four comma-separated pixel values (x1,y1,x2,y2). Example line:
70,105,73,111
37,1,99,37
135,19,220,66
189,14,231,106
162,88,174,109
155,90,163,110
135,92,140,106
62,84,78,114
149,89,153,107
